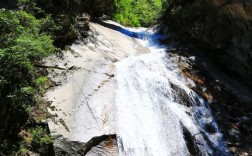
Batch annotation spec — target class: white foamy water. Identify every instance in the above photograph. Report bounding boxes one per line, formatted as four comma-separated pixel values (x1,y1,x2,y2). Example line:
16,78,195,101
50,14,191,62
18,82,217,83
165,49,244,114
115,29,227,156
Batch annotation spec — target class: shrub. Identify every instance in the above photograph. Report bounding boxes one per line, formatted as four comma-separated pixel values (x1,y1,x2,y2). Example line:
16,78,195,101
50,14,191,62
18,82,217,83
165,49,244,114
0,8,55,155
109,0,168,27
17,127,52,155
30,126,52,154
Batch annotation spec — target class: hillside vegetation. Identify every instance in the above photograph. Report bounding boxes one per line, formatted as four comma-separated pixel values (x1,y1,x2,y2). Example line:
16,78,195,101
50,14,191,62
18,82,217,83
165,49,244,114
0,4,55,156
109,0,168,27
0,0,90,155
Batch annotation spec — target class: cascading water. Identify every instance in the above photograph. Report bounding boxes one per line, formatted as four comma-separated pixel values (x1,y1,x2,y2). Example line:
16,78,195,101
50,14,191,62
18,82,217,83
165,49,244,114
115,28,228,156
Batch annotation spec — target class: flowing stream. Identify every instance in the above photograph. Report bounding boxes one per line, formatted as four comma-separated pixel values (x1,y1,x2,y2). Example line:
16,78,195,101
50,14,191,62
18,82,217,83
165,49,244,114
115,27,228,156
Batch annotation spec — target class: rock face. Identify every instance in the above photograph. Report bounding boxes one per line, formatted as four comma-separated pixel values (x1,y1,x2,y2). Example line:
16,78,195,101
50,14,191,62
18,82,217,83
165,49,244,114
168,48,252,155
45,21,147,155
160,0,252,85
160,1,252,153
86,135,118,156
53,134,117,156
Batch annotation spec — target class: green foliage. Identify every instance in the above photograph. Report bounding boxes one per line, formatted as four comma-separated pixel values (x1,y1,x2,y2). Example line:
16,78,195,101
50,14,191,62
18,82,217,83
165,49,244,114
18,0,45,16
0,9,55,107
35,76,48,86
0,0,85,155
20,86,34,95
0,8,55,155
40,14,60,34
31,127,52,145
17,144,29,156
17,127,52,155
109,0,168,27
30,126,52,154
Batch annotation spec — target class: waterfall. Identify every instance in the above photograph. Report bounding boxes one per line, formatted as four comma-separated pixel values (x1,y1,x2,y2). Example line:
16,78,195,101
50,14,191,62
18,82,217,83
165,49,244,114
115,28,228,156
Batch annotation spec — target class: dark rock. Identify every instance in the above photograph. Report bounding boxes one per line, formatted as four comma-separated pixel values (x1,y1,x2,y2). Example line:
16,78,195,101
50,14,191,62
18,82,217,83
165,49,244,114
0,105,6,117
53,134,117,156
182,126,200,156
0,0,17,9
86,135,118,156
53,135,87,156
159,0,252,85
168,48,252,155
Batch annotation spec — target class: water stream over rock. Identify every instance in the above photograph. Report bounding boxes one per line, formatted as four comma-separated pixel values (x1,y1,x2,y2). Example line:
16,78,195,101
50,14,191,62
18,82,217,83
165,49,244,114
115,28,228,156
46,21,229,155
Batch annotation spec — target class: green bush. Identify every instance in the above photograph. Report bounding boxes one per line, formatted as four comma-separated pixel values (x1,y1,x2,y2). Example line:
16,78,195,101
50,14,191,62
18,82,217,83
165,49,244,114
0,0,85,154
35,76,48,86
129,14,140,27
30,126,52,154
0,8,55,155
17,127,52,155
109,0,168,27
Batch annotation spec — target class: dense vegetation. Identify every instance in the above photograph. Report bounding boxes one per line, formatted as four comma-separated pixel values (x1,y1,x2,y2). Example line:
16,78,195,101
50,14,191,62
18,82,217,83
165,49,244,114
0,0,88,155
0,4,55,156
109,0,168,27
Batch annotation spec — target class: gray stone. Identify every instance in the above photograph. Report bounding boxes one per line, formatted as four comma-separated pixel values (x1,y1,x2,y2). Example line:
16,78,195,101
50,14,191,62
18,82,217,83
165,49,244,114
53,135,117,156
45,21,147,155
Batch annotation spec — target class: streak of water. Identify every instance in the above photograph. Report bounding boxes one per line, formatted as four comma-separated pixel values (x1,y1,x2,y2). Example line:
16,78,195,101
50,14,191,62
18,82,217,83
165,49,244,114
115,28,228,156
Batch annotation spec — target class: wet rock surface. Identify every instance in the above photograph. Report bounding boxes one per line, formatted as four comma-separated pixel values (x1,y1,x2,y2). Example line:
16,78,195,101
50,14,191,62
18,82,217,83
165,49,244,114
171,48,252,155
